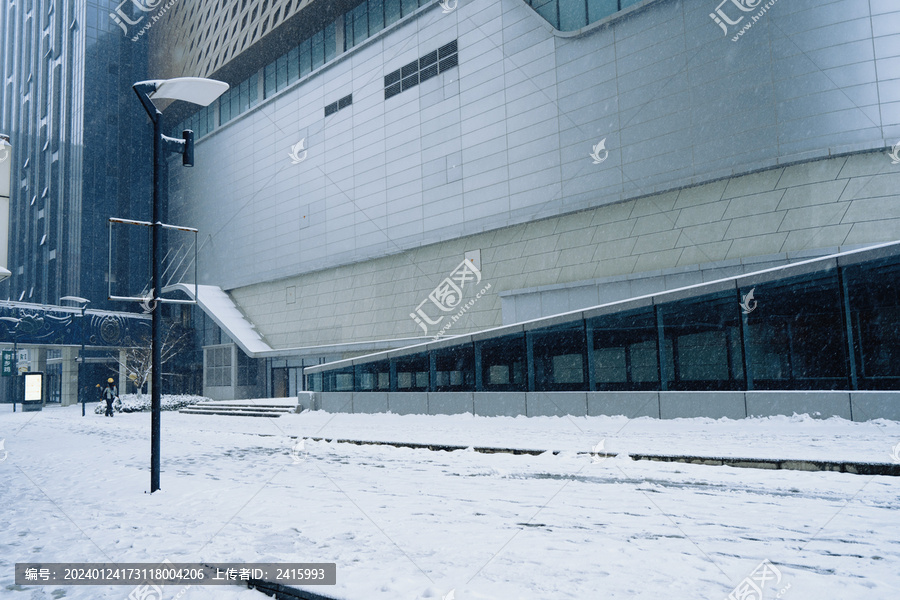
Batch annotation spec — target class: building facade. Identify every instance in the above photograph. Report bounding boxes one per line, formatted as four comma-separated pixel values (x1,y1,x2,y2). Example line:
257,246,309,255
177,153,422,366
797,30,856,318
149,0,900,413
0,0,205,404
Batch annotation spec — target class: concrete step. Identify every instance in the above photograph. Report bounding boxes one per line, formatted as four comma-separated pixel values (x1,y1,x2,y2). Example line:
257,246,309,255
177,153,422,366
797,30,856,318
179,402,296,417
179,408,284,418
191,405,294,411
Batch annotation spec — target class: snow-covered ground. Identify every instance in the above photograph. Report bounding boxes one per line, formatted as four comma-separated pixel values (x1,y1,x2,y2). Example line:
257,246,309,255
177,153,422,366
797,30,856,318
1,401,899,599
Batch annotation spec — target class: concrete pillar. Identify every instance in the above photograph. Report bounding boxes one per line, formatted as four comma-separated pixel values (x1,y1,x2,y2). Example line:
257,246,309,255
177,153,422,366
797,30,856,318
119,350,128,398
33,348,47,405
61,347,78,406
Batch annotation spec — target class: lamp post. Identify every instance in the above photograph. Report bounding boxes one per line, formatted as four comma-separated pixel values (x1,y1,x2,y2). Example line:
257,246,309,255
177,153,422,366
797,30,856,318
0,134,11,284
61,296,90,416
0,315,20,411
133,77,228,493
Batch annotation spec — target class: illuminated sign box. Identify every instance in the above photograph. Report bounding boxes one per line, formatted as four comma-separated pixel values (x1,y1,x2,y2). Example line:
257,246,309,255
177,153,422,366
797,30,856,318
22,372,43,411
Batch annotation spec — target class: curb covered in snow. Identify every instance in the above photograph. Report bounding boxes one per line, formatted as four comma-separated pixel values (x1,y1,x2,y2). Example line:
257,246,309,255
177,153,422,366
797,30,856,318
629,452,900,476
249,578,341,600
297,437,900,477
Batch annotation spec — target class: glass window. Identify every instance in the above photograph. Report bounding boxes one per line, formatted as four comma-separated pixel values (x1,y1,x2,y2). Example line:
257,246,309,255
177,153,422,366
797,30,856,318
401,0,417,17
242,77,254,110
353,2,367,47
344,11,354,50
588,0,618,24
237,350,258,386
287,47,299,84
385,0,401,25
434,344,475,391
744,271,848,390
530,0,558,29
206,346,232,387
356,360,390,391
394,353,429,391
276,53,288,91
559,0,587,31
325,22,336,63
324,367,354,391
248,74,258,106
477,333,526,391
298,38,312,77
312,29,325,69
528,323,587,391
845,256,900,389
369,0,384,33
308,372,323,392
264,62,276,98
589,307,660,390
658,291,745,391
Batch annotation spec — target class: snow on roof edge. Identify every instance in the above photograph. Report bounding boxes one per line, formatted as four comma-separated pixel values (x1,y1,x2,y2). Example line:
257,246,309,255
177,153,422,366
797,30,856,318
168,283,273,356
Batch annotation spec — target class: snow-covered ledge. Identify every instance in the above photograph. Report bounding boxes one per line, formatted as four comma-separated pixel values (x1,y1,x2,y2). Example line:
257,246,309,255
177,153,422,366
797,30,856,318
166,283,273,356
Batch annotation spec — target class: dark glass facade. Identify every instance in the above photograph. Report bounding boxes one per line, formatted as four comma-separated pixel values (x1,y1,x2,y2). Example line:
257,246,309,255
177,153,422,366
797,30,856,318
0,0,151,310
309,243,900,394
525,0,647,31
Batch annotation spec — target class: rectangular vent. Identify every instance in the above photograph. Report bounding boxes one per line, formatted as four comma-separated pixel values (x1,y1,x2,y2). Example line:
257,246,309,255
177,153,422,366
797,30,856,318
324,93,353,117
384,39,458,100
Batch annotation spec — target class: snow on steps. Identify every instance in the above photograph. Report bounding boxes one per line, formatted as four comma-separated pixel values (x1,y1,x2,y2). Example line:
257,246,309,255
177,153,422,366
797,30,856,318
180,400,297,418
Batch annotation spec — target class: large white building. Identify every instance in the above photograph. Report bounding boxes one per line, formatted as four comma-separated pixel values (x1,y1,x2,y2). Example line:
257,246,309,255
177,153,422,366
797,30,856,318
152,0,900,418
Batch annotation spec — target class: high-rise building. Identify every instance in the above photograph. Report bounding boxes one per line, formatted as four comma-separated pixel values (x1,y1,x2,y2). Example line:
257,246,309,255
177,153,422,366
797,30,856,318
0,0,151,308
0,0,198,404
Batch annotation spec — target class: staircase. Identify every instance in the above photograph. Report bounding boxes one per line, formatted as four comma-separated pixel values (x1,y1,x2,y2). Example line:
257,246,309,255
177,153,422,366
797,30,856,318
180,401,297,418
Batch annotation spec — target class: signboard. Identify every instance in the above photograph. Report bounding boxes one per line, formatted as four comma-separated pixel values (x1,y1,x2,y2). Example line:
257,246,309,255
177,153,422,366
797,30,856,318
24,372,43,401
17,349,29,372
1,349,12,376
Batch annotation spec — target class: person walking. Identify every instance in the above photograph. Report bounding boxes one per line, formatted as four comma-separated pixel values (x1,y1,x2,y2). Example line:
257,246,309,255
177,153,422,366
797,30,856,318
103,378,118,417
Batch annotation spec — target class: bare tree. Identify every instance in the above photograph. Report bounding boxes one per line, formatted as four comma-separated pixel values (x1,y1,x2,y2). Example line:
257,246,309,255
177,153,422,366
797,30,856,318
110,321,192,397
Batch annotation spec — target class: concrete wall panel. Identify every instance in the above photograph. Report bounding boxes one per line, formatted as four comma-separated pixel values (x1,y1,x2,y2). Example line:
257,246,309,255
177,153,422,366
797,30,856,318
746,391,852,420
526,392,587,417
388,392,429,415
474,392,526,417
659,392,746,420
353,392,389,414
587,392,660,419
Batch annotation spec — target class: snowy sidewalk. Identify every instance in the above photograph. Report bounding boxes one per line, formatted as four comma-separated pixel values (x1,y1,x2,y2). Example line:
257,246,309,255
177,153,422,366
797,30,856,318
2,403,900,599
135,399,900,465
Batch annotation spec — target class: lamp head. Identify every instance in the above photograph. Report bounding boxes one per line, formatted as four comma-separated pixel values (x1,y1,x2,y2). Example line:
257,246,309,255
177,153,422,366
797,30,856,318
134,77,229,107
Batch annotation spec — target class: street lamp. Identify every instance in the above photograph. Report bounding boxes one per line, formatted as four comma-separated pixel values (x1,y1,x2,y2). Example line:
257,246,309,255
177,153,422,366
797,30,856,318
0,134,11,283
133,77,228,493
0,314,20,411
61,296,90,416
